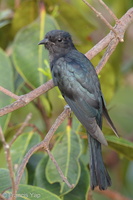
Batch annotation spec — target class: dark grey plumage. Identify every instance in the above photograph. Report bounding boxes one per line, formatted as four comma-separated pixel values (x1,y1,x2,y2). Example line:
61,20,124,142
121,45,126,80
39,30,118,190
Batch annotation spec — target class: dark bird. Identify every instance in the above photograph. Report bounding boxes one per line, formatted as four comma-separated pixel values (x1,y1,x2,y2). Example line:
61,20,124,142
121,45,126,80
38,30,118,190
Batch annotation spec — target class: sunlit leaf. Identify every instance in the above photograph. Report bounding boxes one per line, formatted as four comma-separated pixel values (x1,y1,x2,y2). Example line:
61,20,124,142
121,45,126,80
64,160,89,200
11,132,41,165
46,129,82,195
12,11,59,88
34,155,60,195
106,135,133,160
3,184,61,200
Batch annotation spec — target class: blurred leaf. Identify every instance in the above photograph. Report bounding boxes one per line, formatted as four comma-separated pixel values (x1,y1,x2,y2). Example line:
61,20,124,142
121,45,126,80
46,129,82,195
3,184,61,200
27,152,44,185
12,11,59,88
34,155,60,195
45,0,95,46
0,168,27,193
91,55,116,103
0,48,14,131
11,132,41,165
11,0,38,36
109,87,133,134
64,160,89,200
106,135,133,160
0,168,11,193
0,9,13,28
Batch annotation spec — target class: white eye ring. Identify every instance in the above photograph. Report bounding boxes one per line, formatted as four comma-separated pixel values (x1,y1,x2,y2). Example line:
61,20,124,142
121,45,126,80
58,38,62,42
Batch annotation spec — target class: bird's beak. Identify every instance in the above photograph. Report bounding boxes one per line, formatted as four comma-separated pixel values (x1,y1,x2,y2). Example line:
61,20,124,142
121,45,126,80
38,38,49,45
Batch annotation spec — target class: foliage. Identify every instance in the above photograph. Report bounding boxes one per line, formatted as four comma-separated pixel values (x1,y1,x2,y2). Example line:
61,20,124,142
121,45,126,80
0,0,133,199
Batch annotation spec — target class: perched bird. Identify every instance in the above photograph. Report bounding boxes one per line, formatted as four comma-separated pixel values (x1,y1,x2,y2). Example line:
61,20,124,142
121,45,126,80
38,30,118,190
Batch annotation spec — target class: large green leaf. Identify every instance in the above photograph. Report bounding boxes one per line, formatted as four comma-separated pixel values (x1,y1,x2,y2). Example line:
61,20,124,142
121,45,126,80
11,0,38,36
34,155,60,195
12,11,59,88
64,160,89,200
0,168,11,193
3,184,61,200
106,135,133,160
11,132,41,165
0,48,14,131
46,130,82,195
0,168,27,194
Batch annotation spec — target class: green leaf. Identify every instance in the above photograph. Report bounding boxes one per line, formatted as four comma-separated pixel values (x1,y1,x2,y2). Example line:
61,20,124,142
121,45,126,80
11,132,41,165
64,160,89,200
0,48,14,131
12,12,59,88
11,0,38,36
34,155,60,195
0,168,27,193
3,184,61,200
0,168,11,193
106,135,133,160
46,130,82,195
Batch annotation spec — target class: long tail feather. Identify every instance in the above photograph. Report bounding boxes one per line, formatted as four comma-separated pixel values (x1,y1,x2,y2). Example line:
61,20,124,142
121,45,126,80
102,96,118,137
88,133,111,190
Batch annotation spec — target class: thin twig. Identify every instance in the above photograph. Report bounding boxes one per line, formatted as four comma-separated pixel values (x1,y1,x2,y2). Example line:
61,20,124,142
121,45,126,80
0,86,19,100
27,123,44,139
9,113,32,146
0,194,7,200
46,148,74,189
98,0,118,22
82,0,117,35
85,7,133,60
95,37,119,74
0,127,16,200
15,106,72,195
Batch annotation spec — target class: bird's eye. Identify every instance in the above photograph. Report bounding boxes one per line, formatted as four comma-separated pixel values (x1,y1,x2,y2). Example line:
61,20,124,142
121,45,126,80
58,38,62,42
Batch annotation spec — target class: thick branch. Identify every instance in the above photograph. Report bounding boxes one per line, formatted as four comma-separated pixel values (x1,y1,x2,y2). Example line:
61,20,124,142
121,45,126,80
0,79,54,117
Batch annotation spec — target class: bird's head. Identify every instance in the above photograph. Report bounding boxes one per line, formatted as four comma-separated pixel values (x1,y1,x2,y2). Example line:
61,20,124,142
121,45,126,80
38,30,75,55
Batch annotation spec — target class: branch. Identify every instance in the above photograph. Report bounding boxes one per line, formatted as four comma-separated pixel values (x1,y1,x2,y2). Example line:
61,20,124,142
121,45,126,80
9,113,32,146
0,79,54,117
98,0,118,22
96,37,119,74
85,8,133,59
82,0,118,35
0,127,16,200
0,86,19,100
14,106,72,196
0,194,7,200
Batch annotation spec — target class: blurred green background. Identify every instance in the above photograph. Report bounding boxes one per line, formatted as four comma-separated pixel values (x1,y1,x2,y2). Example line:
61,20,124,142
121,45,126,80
0,0,133,199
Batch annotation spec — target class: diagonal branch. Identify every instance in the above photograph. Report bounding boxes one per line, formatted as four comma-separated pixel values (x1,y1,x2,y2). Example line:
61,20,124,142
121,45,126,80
15,106,72,195
9,113,32,146
82,0,117,35
98,0,118,22
0,79,54,117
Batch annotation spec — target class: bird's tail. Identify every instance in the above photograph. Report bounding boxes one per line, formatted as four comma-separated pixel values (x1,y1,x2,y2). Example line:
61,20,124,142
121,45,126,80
88,133,111,190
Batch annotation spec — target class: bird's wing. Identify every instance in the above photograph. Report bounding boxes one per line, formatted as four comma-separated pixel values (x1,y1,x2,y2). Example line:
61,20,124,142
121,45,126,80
53,56,107,145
